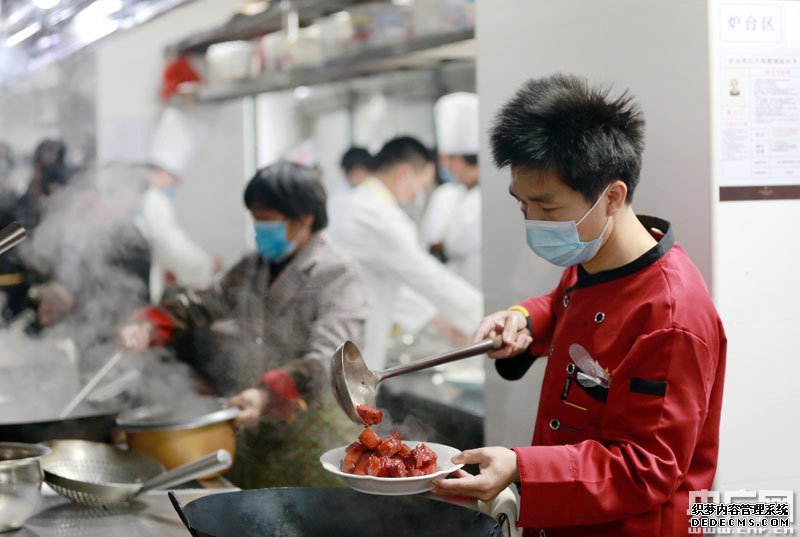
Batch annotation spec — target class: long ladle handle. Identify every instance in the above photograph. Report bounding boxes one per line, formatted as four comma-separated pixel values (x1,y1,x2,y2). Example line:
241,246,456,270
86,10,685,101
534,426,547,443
378,336,502,382
0,222,26,256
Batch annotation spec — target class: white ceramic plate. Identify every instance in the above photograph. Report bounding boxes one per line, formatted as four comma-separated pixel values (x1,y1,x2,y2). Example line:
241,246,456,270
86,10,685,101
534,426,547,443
319,441,463,496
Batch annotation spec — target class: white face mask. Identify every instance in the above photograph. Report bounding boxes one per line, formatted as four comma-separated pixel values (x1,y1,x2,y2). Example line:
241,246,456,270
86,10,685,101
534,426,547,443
524,185,611,267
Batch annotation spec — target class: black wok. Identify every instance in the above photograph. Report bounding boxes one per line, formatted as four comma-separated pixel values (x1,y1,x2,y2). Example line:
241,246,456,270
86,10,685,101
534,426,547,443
0,407,119,443
170,488,519,537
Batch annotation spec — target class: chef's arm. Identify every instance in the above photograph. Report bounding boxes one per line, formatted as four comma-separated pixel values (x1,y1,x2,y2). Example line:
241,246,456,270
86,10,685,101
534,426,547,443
256,262,367,416
150,221,216,288
139,188,215,288
513,328,718,528
132,257,250,346
380,226,483,335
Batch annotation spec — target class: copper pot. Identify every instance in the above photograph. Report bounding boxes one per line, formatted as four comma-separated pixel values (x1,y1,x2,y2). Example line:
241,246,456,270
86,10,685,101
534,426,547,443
116,404,239,478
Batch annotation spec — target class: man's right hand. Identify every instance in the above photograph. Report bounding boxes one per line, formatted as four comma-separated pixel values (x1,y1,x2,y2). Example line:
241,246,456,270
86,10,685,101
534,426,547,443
473,310,532,359
119,322,153,352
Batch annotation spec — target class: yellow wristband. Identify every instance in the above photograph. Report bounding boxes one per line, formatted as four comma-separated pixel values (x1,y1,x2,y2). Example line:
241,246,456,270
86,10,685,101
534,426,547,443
508,305,530,317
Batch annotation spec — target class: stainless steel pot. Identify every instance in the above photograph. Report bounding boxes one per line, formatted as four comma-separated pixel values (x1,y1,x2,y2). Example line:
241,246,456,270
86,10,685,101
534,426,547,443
0,442,51,532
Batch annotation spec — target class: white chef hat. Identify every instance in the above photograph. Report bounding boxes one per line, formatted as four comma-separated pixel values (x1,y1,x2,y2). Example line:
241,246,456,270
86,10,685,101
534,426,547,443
149,107,205,179
434,92,479,156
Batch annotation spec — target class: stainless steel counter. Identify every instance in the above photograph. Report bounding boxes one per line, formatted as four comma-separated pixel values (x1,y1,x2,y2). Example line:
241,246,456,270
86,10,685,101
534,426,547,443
18,489,235,537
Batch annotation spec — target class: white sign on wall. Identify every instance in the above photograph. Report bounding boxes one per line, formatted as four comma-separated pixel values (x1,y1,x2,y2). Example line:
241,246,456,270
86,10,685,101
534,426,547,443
715,1,800,197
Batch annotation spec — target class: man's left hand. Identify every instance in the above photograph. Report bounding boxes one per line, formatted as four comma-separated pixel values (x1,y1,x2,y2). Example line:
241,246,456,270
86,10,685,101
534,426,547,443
431,447,520,502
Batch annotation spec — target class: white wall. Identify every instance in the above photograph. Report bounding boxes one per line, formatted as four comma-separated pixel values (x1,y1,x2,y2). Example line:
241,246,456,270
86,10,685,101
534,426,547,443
709,0,800,493
714,200,800,492
95,0,250,266
478,0,714,447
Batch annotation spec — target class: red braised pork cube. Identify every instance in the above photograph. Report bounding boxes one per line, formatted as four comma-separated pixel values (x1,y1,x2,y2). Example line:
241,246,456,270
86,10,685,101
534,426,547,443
386,457,408,478
411,444,437,469
356,405,383,426
341,443,366,473
353,453,371,475
420,462,438,475
376,436,402,458
397,442,412,459
367,455,392,477
358,428,382,450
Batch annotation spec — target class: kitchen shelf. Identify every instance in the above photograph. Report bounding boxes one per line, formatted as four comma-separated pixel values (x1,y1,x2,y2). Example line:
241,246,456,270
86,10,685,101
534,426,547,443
193,29,475,102
165,0,364,56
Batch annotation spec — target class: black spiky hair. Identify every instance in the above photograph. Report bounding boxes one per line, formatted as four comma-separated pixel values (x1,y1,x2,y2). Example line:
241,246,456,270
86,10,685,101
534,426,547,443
490,74,645,202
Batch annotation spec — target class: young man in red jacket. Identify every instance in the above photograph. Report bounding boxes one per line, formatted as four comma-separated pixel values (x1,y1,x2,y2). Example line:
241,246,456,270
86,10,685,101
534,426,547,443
433,74,726,537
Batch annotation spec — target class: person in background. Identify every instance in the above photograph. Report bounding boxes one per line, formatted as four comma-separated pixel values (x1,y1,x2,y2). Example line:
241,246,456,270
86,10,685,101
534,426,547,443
120,161,366,489
0,142,18,227
14,139,71,230
0,150,151,332
420,92,482,288
432,74,726,537
0,139,75,327
137,107,217,304
339,146,373,187
327,136,482,370
0,142,15,194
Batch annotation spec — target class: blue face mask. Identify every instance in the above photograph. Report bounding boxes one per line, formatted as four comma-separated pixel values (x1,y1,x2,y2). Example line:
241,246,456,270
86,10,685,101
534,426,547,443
524,186,611,267
438,164,457,184
164,186,179,201
254,221,297,262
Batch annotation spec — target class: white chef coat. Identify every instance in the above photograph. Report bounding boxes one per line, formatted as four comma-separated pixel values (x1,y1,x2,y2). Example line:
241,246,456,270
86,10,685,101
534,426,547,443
327,178,483,370
420,182,482,288
135,187,215,303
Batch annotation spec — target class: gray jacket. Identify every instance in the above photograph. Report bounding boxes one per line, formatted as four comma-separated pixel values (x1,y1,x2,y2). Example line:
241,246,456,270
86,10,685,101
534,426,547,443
160,232,366,402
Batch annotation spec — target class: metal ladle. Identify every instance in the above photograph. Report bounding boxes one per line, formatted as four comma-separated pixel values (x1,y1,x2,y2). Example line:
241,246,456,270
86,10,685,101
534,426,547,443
331,337,502,425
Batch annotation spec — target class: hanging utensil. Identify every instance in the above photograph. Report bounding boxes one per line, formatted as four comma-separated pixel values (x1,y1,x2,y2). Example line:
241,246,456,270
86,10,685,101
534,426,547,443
0,222,26,256
59,352,124,420
43,439,232,507
568,343,611,389
331,337,502,425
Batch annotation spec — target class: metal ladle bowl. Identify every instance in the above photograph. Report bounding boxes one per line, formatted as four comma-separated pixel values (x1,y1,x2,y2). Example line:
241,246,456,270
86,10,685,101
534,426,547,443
331,337,502,425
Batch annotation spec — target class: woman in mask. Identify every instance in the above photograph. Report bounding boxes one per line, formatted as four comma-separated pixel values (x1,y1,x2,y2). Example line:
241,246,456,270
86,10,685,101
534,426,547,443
120,161,366,488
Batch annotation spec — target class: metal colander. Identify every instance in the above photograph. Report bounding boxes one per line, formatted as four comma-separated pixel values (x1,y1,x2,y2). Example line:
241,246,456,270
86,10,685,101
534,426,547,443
43,440,232,507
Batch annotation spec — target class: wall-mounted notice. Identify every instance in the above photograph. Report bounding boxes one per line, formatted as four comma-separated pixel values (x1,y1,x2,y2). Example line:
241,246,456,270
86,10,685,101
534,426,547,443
715,1,800,201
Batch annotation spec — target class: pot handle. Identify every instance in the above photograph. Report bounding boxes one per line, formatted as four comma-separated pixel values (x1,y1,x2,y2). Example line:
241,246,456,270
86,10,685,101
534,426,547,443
425,486,521,537
168,491,201,537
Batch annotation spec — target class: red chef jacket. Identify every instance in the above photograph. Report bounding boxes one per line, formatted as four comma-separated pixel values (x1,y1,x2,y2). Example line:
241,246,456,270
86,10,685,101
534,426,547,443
498,216,726,537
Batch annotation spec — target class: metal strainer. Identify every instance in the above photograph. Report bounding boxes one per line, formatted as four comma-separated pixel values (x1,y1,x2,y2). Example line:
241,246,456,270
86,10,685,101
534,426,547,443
42,440,232,507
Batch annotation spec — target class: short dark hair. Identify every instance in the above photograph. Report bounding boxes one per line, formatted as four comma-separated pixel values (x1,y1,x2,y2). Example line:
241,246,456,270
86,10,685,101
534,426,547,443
372,136,434,173
463,154,478,166
244,161,328,231
340,146,373,173
490,74,645,203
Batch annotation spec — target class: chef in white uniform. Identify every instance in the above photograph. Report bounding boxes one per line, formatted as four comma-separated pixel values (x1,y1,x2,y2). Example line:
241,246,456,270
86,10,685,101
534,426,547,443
327,136,483,370
136,107,216,303
420,92,482,288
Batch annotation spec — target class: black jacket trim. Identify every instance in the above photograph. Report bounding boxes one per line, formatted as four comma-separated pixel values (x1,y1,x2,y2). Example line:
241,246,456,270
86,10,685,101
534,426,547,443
566,215,674,291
